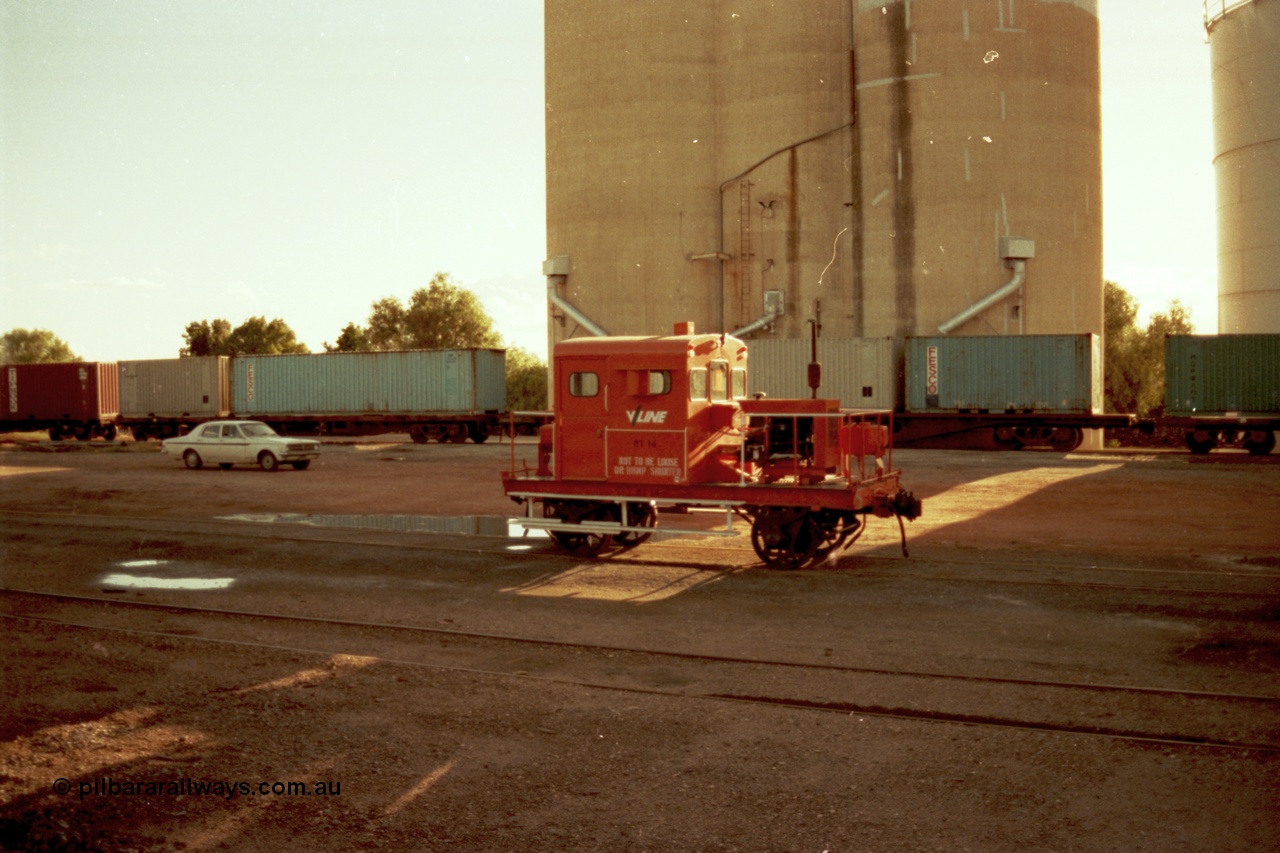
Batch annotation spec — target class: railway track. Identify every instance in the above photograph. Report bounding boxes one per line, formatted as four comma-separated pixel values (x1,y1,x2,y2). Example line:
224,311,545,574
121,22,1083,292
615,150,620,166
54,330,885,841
4,588,1278,754
4,509,1278,598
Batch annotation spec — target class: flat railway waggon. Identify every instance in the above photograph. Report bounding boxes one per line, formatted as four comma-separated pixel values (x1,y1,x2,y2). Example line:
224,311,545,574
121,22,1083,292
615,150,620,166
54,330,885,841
502,323,923,569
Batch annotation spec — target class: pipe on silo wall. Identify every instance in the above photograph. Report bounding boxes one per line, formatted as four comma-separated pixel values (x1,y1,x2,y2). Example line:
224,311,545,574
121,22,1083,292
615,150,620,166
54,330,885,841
1207,0,1280,333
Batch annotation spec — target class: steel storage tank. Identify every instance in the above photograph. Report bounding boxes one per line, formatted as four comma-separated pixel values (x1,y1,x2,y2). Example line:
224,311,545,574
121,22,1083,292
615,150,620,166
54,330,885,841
1206,0,1280,333
544,0,1102,346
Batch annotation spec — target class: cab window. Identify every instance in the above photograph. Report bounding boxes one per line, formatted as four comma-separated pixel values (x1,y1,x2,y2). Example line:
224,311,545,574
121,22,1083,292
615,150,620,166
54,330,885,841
731,368,747,399
568,372,599,397
641,370,671,395
709,362,729,402
688,367,707,401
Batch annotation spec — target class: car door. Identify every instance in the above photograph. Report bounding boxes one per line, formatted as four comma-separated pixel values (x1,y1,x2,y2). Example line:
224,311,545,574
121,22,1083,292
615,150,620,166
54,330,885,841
220,424,253,464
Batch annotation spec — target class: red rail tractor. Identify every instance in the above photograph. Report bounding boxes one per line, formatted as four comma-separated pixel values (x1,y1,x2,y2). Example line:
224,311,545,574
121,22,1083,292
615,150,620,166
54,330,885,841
502,323,922,569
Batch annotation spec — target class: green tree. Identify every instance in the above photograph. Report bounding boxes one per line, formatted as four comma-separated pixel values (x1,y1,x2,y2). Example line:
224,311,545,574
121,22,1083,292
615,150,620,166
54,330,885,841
1,328,79,363
324,323,371,353
358,273,502,351
181,317,309,356
505,346,549,411
1104,281,1195,419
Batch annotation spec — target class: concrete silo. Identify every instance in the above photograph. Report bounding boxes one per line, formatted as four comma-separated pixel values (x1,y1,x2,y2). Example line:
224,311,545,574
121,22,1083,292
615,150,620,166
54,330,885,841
1206,0,1280,333
543,0,1102,345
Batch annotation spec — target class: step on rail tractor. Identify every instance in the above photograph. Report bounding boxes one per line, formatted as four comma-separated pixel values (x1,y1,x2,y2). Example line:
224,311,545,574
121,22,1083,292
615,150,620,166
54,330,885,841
502,322,922,569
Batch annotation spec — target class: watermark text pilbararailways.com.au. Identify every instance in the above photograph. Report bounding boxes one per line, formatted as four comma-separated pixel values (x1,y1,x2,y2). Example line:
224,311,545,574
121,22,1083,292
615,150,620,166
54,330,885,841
53,777,341,801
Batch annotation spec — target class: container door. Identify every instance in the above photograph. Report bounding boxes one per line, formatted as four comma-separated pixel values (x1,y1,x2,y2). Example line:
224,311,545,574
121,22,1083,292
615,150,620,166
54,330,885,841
558,358,608,480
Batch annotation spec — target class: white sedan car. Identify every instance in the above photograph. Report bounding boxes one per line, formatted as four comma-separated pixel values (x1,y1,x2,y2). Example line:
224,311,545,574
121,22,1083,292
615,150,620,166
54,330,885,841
162,420,320,471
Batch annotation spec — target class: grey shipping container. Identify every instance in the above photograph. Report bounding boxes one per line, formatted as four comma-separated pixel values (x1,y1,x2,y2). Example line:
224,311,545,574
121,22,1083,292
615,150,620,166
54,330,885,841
906,335,1102,414
118,357,231,418
230,349,507,416
1164,335,1280,416
747,337,899,410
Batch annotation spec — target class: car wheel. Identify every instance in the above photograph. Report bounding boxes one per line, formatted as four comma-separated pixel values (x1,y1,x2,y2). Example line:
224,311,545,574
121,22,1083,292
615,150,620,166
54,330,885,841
183,449,203,470
291,460,311,471
258,451,279,472
219,463,233,471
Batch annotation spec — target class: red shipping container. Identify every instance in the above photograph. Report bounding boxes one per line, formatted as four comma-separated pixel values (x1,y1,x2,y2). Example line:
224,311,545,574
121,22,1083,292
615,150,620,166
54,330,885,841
1,362,119,426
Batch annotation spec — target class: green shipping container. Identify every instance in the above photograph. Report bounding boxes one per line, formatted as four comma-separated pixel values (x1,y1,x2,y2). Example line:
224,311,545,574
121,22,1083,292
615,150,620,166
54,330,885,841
1164,335,1280,416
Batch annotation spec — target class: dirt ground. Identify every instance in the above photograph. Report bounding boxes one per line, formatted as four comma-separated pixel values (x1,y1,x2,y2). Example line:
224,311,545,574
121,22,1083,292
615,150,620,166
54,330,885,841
1,435,1278,851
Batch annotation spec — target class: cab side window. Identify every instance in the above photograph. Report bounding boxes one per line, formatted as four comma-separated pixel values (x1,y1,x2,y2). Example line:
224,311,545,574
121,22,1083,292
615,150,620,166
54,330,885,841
643,370,671,395
731,368,747,399
568,372,599,397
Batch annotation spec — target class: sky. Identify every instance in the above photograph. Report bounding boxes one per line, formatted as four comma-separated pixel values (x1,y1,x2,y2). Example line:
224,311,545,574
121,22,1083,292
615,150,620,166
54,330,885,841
1,1,1219,362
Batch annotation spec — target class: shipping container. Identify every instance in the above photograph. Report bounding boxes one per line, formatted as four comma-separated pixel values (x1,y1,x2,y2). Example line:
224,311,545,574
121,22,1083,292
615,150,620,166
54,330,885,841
1164,335,1280,416
0,362,119,437
747,337,899,410
230,349,507,416
119,357,231,419
905,335,1102,414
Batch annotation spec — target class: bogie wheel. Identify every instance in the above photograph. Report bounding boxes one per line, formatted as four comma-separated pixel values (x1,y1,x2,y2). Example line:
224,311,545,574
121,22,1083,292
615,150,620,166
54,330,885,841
1050,427,1083,453
1185,432,1216,455
258,451,280,472
49,426,65,441
1244,431,1276,456
750,507,821,570
183,450,203,470
613,502,658,549
468,424,490,444
409,427,429,445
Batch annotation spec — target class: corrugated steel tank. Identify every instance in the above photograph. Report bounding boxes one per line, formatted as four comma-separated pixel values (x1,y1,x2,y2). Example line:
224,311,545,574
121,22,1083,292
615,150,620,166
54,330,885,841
118,357,231,419
1206,0,1280,333
230,350,507,417
544,0,1102,344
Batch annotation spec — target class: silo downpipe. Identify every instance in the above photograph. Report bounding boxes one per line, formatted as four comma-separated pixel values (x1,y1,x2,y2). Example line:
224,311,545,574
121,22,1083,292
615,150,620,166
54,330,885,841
937,260,1025,335
731,303,783,338
546,275,608,336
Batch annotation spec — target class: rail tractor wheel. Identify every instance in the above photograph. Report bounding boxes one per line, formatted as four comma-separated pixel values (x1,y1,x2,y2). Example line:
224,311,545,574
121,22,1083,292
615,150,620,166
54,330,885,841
545,500,612,557
812,509,860,560
613,502,657,549
1244,431,1276,456
1185,432,1216,455
183,450,203,470
291,460,312,470
750,507,821,570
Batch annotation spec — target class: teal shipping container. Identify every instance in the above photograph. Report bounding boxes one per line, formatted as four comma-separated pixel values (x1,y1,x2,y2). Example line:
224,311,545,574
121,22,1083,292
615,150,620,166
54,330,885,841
230,349,507,416
1164,335,1280,416
119,357,230,418
906,335,1102,414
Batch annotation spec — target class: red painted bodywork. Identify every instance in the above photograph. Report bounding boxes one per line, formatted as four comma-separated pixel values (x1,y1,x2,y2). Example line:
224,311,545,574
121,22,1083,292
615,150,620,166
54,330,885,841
0,362,119,428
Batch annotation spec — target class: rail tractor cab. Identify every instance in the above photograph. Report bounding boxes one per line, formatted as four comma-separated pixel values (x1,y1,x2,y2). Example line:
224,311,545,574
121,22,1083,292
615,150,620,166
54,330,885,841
551,321,749,485
506,322,921,569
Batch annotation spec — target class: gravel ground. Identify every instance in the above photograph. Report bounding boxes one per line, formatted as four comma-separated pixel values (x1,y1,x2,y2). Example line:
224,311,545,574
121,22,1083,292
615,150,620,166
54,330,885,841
1,436,1277,851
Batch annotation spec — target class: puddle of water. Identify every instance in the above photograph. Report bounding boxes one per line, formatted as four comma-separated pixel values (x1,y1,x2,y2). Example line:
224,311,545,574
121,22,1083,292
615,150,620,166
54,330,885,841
100,573,235,591
218,513,549,539
100,559,237,590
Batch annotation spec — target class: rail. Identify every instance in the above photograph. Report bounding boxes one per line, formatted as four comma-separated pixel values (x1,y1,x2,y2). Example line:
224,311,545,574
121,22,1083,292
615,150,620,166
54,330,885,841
1204,0,1257,31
